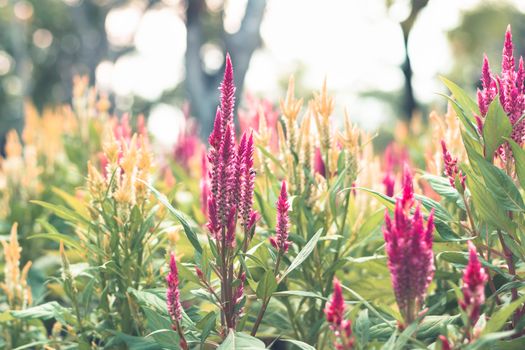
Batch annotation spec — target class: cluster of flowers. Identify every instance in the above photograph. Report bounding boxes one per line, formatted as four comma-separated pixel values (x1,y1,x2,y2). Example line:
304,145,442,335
477,25,525,157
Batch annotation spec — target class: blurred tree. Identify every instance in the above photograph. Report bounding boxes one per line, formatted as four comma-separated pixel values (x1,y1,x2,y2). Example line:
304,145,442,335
386,0,429,121
0,0,115,151
447,2,525,91
185,0,266,137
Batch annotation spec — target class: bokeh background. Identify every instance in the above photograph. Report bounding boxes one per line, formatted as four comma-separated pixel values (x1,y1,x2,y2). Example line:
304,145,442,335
0,0,524,149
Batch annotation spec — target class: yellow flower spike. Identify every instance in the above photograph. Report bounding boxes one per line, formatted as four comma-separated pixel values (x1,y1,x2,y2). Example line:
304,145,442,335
120,135,138,174
313,77,335,119
87,161,105,196
5,130,22,158
72,75,89,99
114,175,134,205
103,132,120,165
1,223,32,309
277,122,288,157
299,112,313,173
339,109,360,152
137,136,153,174
280,75,303,122
255,105,271,148
96,92,111,115
22,101,40,145
51,322,63,338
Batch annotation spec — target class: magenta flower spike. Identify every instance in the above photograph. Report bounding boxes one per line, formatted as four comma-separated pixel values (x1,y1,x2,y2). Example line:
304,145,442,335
166,253,183,326
477,55,497,117
459,241,488,326
220,53,236,133
325,278,345,327
441,140,466,189
325,279,354,350
270,181,291,253
239,132,256,231
382,171,395,197
314,147,326,177
383,165,435,325
200,151,210,217
400,163,414,210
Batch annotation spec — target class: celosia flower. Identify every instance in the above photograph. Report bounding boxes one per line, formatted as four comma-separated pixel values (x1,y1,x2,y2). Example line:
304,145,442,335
174,113,201,170
382,171,395,197
270,181,291,253
439,335,452,350
200,151,210,217
476,26,525,152
238,132,256,231
477,55,497,117
314,147,326,177
324,278,354,350
459,241,488,327
441,140,466,189
113,114,132,144
219,53,236,134
206,53,257,241
383,164,435,325
1,223,32,310
166,253,183,326
165,252,188,349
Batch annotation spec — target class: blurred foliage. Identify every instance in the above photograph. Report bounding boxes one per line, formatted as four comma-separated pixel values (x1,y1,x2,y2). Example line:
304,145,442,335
448,2,525,90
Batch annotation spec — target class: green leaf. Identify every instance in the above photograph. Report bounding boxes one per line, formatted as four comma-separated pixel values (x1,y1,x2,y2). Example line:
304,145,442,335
471,152,525,212
440,76,480,118
506,138,525,187
217,330,267,349
256,270,278,300
196,311,217,343
112,332,162,350
279,339,316,350
31,200,90,225
355,309,370,347
11,302,68,321
144,181,203,254
279,228,323,281
0,311,14,323
28,233,82,252
438,93,479,140
272,290,326,300
421,174,465,209
483,98,512,160
52,187,91,220
353,187,395,210
415,194,453,222
483,294,525,334
463,166,515,232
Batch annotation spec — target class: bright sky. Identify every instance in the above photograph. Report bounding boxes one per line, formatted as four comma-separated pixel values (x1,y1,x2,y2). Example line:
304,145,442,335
99,0,524,145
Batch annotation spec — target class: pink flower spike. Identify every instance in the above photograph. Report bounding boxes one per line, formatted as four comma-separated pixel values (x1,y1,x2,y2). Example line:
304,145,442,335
166,253,183,326
477,55,497,117
439,336,452,350
441,140,465,189
460,241,488,326
239,132,256,232
271,181,291,253
325,278,354,350
206,196,220,239
382,171,395,197
502,25,515,73
225,206,237,248
325,278,345,326
220,53,236,132
400,163,414,211
314,147,326,177
200,151,210,217
383,164,435,325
